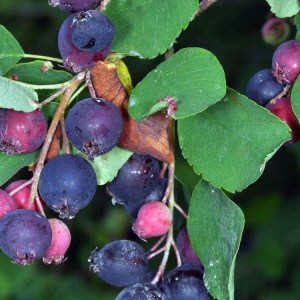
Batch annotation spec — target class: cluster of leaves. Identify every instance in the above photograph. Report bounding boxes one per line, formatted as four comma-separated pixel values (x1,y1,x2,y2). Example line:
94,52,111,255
0,0,300,299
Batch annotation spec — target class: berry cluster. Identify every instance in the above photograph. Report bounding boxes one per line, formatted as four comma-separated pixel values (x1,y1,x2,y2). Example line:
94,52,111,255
245,39,300,143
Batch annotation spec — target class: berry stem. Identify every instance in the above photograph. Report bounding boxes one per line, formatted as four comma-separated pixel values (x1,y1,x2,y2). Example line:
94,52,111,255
40,86,69,106
28,72,86,208
35,195,46,217
162,161,175,204
60,117,70,154
68,83,88,104
8,178,33,197
269,84,292,104
147,247,166,260
12,80,70,90
150,235,167,252
198,0,218,14
172,239,182,267
23,54,63,63
174,202,188,219
151,161,175,285
159,162,168,178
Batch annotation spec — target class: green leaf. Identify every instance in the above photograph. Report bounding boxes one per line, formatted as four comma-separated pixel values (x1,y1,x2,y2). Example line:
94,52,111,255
0,25,24,76
0,76,39,112
265,0,299,18
178,88,291,193
295,15,300,40
129,48,226,121
291,75,300,120
105,0,198,59
6,60,72,85
0,152,39,186
187,179,244,300
74,147,133,185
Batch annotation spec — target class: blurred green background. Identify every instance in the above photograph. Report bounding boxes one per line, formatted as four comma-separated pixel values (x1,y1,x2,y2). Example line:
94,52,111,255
1,0,300,299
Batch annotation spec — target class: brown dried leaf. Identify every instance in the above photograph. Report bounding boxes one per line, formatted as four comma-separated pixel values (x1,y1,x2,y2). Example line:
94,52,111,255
46,126,61,161
119,103,174,163
91,60,127,108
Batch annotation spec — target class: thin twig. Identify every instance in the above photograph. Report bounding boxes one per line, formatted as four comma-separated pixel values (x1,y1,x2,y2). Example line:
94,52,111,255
172,239,182,267
86,70,96,98
198,0,219,14
35,195,46,217
148,247,166,260
8,178,33,197
60,117,70,154
162,162,175,204
174,202,188,219
159,163,168,178
150,235,167,252
269,84,292,104
40,86,68,106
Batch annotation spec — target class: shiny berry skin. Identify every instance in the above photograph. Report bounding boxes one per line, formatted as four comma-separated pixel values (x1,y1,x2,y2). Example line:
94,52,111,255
107,154,160,205
49,0,101,13
43,218,71,265
0,209,52,265
72,10,115,53
0,109,48,154
245,69,285,106
272,40,300,84
176,227,202,267
0,189,18,220
5,180,41,212
65,98,122,158
116,283,167,300
133,201,172,239
58,14,110,73
38,154,97,219
266,97,300,144
160,265,212,300
124,177,167,219
89,240,148,287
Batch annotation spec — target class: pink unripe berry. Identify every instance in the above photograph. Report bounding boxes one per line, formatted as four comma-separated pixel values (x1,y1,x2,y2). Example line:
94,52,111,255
5,180,41,212
43,218,71,264
133,201,172,239
176,227,202,267
0,189,18,220
262,18,290,46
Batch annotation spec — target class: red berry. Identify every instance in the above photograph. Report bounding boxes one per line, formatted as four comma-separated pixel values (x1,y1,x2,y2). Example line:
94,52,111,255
43,218,71,265
262,17,290,46
272,40,300,84
133,201,172,239
0,189,18,220
5,180,42,212
0,109,48,154
266,97,300,143
176,227,202,267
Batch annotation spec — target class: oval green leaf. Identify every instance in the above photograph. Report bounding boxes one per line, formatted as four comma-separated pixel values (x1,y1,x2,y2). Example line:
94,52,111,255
0,152,39,187
0,77,39,112
0,25,24,76
178,88,291,193
6,60,72,85
105,0,198,58
187,179,245,300
291,75,300,120
265,0,299,17
129,48,226,121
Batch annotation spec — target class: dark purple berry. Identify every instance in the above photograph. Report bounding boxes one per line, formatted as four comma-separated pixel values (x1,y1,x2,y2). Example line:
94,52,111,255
116,283,167,300
65,98,122,158
107,154,160,205
245,69,285,106
272,40,300,84
88,240,148,287
0,209,52,265
160,265,212,300
176,227,202,267
0,109,47,154
266,97,300,144
72,10,115,53
49,0,101,13
124,177,167,219
58,14,110,73
38,154,97,219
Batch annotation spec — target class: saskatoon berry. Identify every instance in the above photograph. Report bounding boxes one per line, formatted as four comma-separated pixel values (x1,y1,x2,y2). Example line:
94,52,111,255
176,227,202,267
262,17,290,46
116,283,167,300
43,218,71,265
0,209,52,265
5,180,41,212
58,14,110,72
133,201,172,239
72,10,115,53
0,109,47,154
245,69,285,106
49,0,101,13
38,154,97,219
89,240,148,287
65,98,122,158
0,189,18,220
272,39,300,84
160,264,212,300
124,177,167,219
265,97,300,144
107,154,160,205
